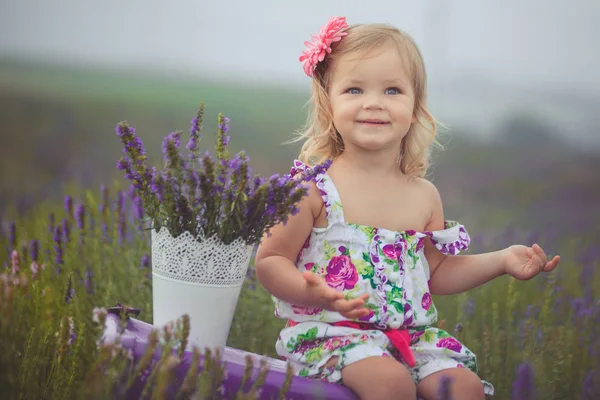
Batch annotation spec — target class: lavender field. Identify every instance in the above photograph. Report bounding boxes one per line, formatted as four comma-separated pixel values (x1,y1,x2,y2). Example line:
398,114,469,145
1,63,599,399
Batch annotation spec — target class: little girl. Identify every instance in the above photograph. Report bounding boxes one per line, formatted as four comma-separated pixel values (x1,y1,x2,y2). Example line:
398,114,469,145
255,16,560,400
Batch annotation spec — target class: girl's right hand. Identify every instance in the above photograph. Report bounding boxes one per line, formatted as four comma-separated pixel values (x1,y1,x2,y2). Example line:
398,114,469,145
302,271,370,319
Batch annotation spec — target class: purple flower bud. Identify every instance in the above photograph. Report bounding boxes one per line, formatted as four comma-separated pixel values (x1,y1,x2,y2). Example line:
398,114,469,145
75,204,85,230
133,196,144,220
65,276,74,304
187,111,202,156
64,195,73,218
454,323,464,334
583,370,596,399
140,254,151,269
62,219,71,243
117,157,131,171
218,116,230,134
53,226,63,266
30,239,40,263
512,362,536,400
128,184,136,200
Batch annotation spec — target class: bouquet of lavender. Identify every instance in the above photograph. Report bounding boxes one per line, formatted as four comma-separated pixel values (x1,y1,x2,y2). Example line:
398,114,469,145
115,104,308,246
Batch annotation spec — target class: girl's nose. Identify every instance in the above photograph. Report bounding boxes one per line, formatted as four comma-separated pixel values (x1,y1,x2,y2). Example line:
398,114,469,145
362,94,383,110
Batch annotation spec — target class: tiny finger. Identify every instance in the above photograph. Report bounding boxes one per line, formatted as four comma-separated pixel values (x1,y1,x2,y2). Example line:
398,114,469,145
533,244,548,264
544,255,561,272
343,308,370,320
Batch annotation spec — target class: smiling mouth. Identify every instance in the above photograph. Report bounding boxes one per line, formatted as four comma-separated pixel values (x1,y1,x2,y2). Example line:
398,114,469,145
357,120,390,125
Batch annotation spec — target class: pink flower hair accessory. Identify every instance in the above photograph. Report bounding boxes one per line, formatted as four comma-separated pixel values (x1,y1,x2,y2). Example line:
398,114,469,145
299,16,349,77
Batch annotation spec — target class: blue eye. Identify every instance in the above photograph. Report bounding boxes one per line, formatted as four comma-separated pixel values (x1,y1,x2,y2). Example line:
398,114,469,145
347,88,362,94
385,87,402,95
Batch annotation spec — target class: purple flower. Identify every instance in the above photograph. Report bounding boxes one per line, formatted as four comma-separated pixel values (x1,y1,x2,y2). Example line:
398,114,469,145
133,196,144,220
53,226,64,266
512,362,536,400
29,239,39,263
139,254,151,270
64,195,73,218
75,204,85,230
187,105,204,158
150,168,165,202
454,323,464,335
117,157,132,173
116,122,155,198
65,276,74,304
219,116,230,132
162,132,182,166
127,183,136,200
62,219,71,243
583,370,596,399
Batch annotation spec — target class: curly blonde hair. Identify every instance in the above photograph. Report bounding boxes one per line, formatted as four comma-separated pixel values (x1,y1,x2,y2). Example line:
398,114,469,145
289,23,441,178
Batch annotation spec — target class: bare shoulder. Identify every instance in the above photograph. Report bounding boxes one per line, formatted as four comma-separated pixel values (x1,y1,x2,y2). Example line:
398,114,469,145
412,177,444,229
291,173,324,219
411,177,442,204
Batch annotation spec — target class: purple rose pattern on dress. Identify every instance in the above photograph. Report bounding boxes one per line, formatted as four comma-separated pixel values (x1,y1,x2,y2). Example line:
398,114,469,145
436,337,463,352
325,255,358,291
421,293,432,310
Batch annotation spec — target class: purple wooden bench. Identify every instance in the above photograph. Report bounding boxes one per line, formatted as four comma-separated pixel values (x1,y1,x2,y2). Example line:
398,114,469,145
102,308,358,399
102,307,492,399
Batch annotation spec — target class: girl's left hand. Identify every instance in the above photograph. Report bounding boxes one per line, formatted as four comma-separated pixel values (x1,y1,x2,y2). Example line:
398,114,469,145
504,244,560,280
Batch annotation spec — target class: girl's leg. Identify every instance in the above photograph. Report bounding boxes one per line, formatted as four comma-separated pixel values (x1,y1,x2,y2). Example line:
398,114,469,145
339,356,417,400
416,367,485,400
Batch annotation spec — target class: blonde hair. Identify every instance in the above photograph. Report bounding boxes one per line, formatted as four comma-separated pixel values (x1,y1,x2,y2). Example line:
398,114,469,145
290,23,441,178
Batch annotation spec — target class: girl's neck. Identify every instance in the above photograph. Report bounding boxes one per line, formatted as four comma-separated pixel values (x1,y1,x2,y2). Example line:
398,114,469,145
333,150,405,180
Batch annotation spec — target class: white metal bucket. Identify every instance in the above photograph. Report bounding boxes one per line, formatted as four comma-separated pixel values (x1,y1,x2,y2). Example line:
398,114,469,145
151,227,254,352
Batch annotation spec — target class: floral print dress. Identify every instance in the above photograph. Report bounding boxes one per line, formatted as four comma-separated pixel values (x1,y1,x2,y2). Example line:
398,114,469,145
273,160,494,396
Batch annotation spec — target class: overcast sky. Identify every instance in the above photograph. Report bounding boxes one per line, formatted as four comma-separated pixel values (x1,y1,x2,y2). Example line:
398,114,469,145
1,0,599,149
1,0,598,92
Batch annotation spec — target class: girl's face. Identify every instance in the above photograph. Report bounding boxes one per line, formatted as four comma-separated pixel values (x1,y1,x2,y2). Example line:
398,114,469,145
328,43,416,156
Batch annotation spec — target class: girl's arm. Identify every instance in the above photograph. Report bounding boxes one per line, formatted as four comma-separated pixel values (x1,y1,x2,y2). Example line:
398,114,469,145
254,179,323,306
256,177,375,318
422,181,559,295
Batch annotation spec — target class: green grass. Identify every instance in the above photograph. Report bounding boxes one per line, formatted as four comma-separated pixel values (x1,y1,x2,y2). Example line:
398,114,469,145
1,61,599,399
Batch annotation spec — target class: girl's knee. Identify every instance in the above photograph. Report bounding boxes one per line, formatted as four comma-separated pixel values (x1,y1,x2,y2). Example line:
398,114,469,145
342,356,416,400
454,372,485,398
417,367,485,400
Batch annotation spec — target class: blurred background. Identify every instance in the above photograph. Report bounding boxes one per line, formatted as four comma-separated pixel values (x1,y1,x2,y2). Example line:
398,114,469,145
1,0,599,240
